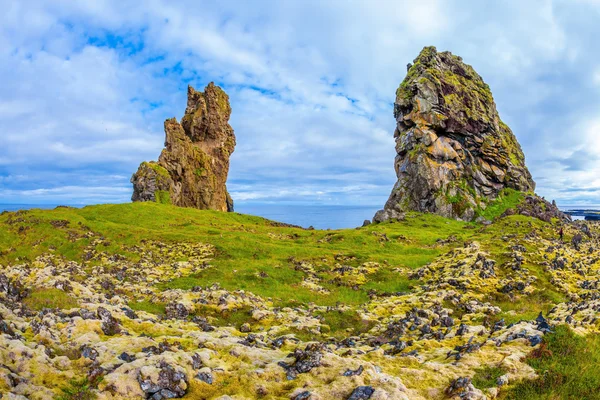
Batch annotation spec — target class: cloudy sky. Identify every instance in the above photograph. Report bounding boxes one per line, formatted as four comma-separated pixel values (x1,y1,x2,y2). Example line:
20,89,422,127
1,0,600,207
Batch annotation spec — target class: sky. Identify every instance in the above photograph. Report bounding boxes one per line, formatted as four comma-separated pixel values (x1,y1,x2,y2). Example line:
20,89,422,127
1,0,600,207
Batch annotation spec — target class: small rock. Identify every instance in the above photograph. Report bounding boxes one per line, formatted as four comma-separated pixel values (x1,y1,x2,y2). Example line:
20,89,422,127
343,365,364,376
97,307,120,336
497,374,509,386
165,303,189,320
118,352,135,362
293,391,312,400
347,386,375,400
197,370,213,385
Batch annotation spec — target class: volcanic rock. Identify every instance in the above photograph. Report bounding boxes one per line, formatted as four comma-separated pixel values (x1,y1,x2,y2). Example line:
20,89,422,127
377,46,535,221
132,83,236,212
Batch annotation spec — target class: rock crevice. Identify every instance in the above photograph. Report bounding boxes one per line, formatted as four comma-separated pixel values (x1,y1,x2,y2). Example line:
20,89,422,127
132,83,236,212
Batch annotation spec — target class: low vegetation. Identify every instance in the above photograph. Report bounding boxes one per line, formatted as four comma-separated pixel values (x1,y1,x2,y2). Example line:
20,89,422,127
23,288,79,311
504,326,600,399
1,201,598,399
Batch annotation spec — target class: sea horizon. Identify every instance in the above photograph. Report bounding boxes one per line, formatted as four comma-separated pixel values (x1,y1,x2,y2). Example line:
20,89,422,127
0,201,595,229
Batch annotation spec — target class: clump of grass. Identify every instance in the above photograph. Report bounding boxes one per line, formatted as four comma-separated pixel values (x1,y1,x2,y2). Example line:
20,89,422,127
477,188,524,221
128,300,166,316
57,377,97,400
23,288,78,311
316,309,375,339
472,365,505,389
503,325,600,399
193,305,254,329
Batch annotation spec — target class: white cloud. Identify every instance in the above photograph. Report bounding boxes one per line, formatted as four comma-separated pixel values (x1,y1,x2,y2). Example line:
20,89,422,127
1,0,600,207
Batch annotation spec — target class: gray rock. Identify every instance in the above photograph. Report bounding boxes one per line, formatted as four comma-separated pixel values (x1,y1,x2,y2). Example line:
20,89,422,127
138,362,188,398
97,307,120,336
347,386,375,400
378,46,536,222
373,209,405,223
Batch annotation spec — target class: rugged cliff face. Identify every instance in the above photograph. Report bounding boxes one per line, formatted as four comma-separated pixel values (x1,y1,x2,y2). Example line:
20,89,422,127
376,46,535,222
131,83,236,212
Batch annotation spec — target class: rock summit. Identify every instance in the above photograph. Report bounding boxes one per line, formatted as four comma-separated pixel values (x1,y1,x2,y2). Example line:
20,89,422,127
132,83,236,211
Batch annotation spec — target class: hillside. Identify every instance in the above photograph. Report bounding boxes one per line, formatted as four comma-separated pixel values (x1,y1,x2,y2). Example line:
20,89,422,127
1,203,599,399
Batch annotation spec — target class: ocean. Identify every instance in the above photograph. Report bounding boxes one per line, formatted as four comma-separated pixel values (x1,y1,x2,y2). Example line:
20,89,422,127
0,203,381,230
0,203,594,229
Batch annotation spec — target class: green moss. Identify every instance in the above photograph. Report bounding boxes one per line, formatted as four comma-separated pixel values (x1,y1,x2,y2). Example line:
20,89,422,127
408,143,424,159
498,120,526,167
145,162,169,177
398,46,495,126
194,168,206,177
503,326,600,399
155,190,171,205
23,288,78,311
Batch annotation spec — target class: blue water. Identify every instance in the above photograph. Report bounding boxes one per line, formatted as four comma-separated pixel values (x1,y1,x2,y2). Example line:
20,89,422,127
235,204,380,230
1,203,596,230
0,204,69,212
0,203,380,230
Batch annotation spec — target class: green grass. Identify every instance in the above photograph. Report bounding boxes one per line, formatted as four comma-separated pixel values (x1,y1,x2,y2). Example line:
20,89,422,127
316,309,376,339
23,288,79,311
57,377,97,400
0,202,558,319
0,203,482,308
155,190,171,204
503,326,600,399
128,300,167,316
477,188,525,221
2,201,598,398
472,365,505,389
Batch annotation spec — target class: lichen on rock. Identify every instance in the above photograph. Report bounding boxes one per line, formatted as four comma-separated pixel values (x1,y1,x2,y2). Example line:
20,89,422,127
131,83,236,212
377,46,536,221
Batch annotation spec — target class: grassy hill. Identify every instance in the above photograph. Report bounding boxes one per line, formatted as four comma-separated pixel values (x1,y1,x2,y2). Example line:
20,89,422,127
0,203,599,399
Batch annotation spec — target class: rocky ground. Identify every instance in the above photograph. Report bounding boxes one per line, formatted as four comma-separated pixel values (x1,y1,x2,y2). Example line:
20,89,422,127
0,204,599,399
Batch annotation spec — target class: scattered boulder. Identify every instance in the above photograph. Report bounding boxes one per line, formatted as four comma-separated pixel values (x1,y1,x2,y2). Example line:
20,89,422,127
165,303,189,320
97,307,120,336
342,365,364,376
373,208,405,224
445,377,484,399
138,362,188,399
292,391,312,400
347,386,375,400
503,195,570,223
278,343,323,380
196,370,213,385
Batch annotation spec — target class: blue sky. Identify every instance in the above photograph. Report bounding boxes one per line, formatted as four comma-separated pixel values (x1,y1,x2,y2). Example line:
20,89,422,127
1,0,600,206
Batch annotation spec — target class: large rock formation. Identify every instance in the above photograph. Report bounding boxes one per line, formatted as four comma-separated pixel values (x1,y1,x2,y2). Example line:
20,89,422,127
376,46,535,221
131,83,236,211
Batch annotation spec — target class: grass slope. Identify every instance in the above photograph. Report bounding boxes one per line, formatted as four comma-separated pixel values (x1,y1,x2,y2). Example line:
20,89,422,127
0,202,566,316
2,201,595,398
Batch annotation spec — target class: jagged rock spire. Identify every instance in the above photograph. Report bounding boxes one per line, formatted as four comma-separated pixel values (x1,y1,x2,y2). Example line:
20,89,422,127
376,46,535,221
131,82,236,211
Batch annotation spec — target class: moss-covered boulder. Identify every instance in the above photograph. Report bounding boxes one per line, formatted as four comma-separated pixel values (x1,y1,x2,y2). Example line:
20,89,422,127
131,83,236,211
377,46,535,221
